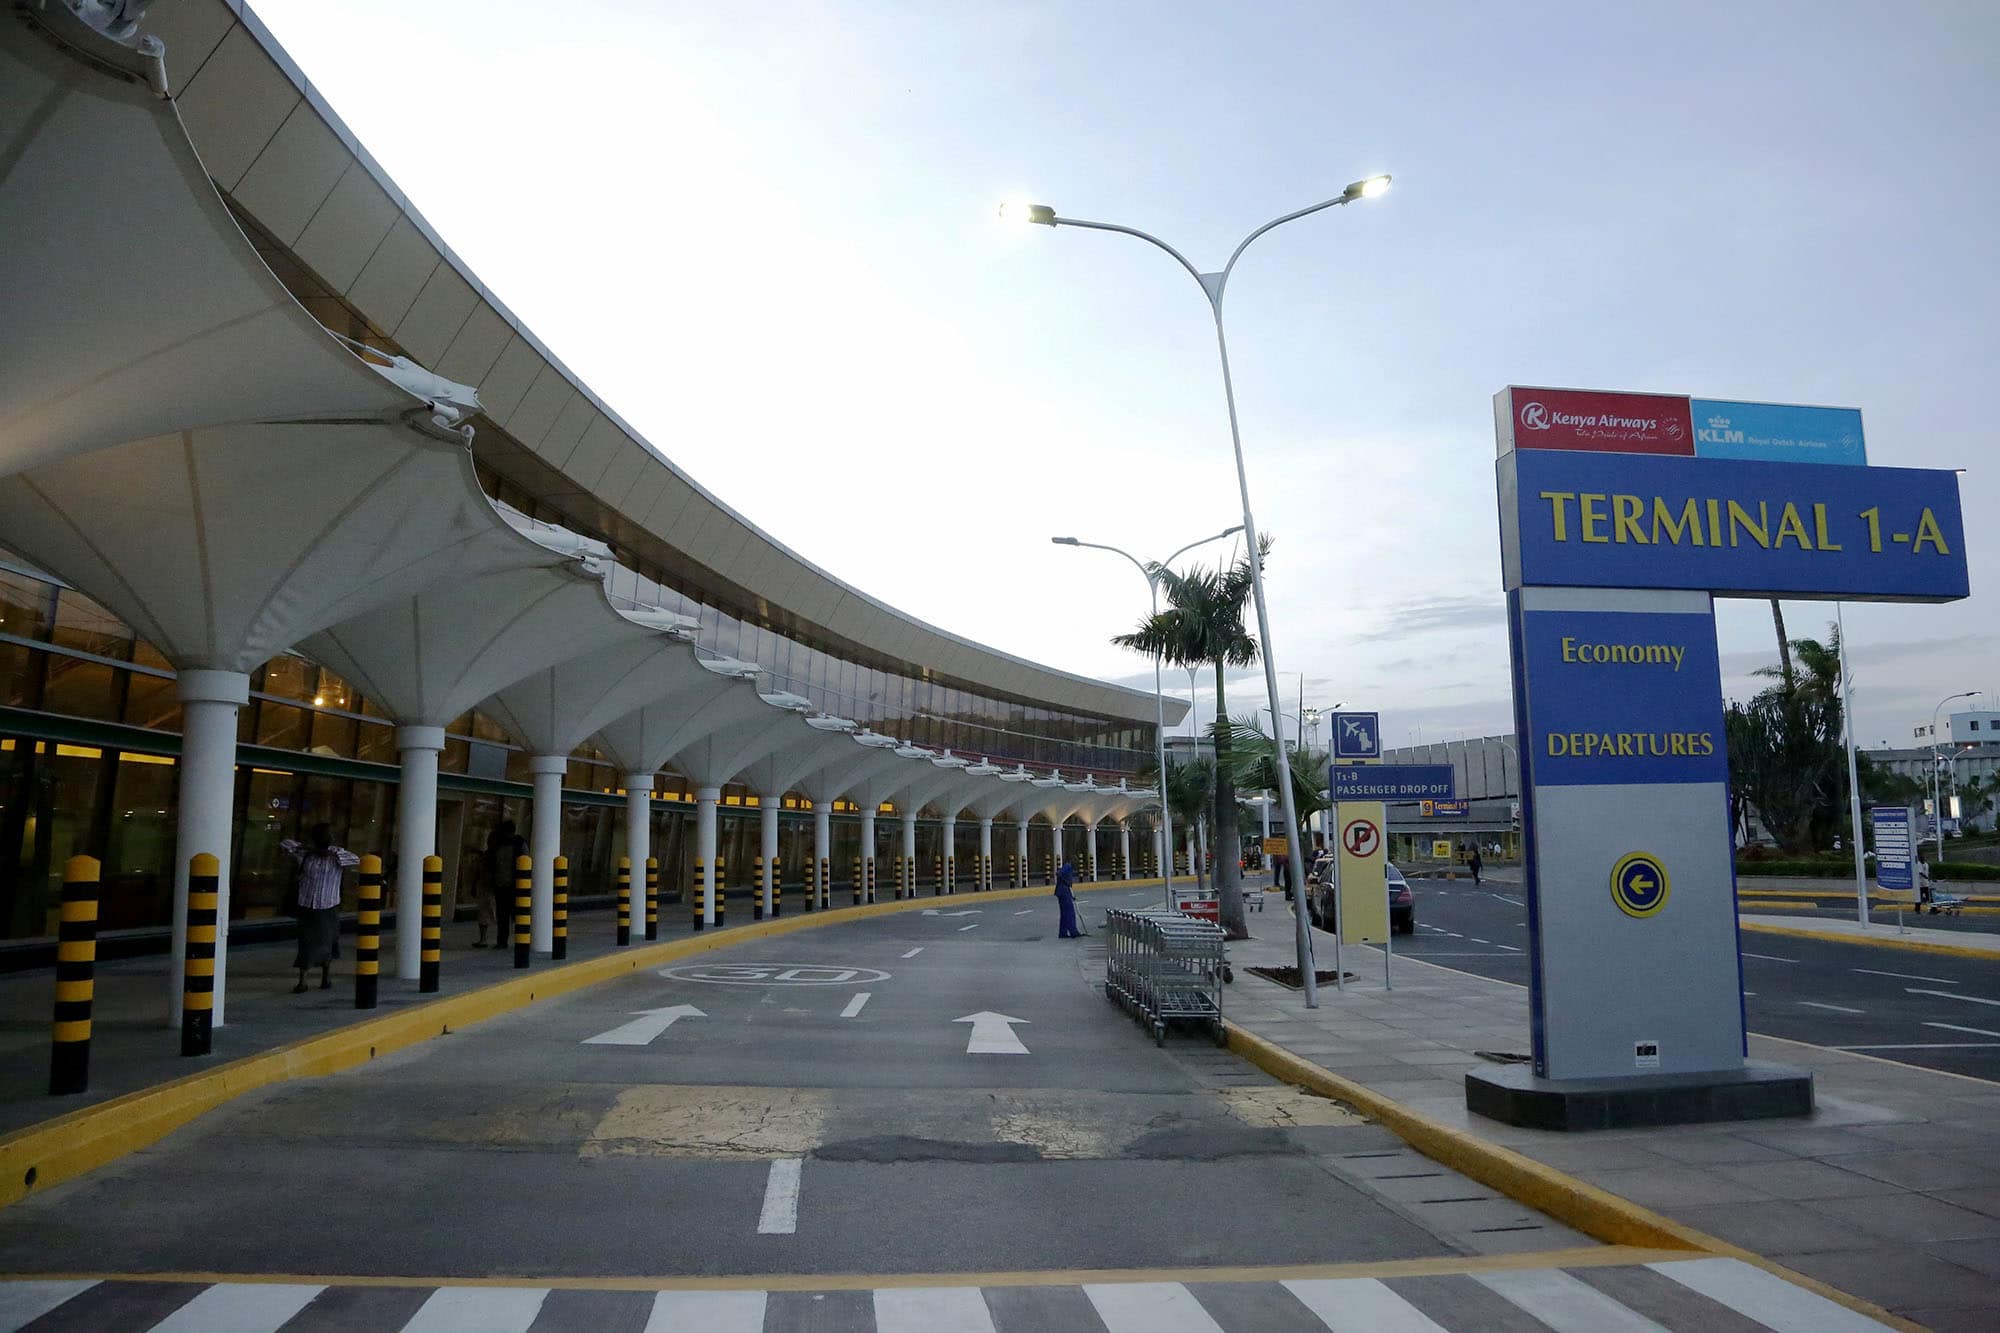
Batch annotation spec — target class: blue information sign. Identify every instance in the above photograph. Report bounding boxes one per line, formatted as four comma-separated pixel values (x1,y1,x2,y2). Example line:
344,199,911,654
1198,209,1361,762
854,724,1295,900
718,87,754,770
1331,712,1381,760
1500,451,1968,601
1518,606,1728,788
1332,764,1455,801
1871,806,1914,891
1691,399,1866,467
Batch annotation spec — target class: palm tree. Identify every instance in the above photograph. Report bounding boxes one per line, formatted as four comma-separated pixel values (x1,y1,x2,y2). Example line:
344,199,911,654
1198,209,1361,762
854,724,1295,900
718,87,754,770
1221,717,1331,835
1113,540,1267,937
1162,757,1216,891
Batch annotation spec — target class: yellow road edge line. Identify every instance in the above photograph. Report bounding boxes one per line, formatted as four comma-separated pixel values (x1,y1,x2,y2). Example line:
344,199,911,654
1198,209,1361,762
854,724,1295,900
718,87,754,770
1221,1023,1922,1333
1740,920,2000,960
0,877,1155,1210
0,1247,1702,1292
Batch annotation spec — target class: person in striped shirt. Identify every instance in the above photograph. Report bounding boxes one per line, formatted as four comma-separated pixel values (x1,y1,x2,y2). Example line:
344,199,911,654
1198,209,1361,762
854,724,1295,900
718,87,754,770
280,823,357,994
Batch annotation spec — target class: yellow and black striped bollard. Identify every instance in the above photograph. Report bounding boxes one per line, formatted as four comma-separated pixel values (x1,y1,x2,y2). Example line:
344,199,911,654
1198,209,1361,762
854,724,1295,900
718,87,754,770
616,856,632,946
754,855,766,921
865,857,876,903
420,855,443,992
1045,854,1053,885
50,855,99,1095
182,852,219,1057
552,855,569,960
772,856,783,917
355,854,382,1010
819,857,830,911
512,854,532,969
645,857,659,941
715,857,726,926
693,858,706,931
851,856,861,906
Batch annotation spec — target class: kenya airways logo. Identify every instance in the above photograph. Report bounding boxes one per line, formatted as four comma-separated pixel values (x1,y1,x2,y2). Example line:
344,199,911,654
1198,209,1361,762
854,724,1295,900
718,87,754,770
1519,398,1680,437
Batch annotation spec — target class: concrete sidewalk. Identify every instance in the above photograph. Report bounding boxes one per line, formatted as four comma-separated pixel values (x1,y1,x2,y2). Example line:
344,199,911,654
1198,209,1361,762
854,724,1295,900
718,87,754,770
1740,913,2000,957
1216,924,2000,1331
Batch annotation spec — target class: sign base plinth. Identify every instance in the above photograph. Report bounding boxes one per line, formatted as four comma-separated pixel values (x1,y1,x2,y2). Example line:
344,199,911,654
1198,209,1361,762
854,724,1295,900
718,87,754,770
1465,1062,1813,1132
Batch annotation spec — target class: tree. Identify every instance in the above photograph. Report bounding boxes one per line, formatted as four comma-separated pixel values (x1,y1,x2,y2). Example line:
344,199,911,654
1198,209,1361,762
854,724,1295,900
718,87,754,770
1113,539,1267,937
1161,757,1216,891
1726,623,1848,853
1220,717,1330,836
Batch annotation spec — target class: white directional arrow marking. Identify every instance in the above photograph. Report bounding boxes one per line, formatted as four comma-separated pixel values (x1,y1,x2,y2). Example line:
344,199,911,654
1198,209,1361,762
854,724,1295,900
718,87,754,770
955,1011,1029,1055
582,1004,706,1046
921,909,982,917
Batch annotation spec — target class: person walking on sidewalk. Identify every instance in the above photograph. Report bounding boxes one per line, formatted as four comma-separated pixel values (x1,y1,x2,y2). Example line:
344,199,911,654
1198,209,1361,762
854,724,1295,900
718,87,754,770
1468,843,1484,886
1055,856,1084,938
281,822,357,993
472,820,516,948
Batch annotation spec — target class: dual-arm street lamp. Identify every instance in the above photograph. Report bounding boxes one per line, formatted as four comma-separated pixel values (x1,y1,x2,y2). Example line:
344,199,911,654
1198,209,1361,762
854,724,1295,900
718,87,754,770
1052,526,1242,907
1010,174,1392,1008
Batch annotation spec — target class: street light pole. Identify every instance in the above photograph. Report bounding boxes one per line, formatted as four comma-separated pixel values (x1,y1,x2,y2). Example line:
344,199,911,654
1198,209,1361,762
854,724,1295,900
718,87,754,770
1008,174,1391,1009
1931,691,1977,858
1053,526,1242,908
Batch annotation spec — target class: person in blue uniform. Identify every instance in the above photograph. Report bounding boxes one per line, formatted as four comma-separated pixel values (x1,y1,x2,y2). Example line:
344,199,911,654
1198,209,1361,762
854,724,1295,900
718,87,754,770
1055,856,1085,938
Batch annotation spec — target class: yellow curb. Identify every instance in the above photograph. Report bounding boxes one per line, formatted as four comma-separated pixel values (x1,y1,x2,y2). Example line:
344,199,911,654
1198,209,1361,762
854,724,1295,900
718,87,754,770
1222,1023,1921,1332
0,1246,1701,1293
0,877,1156,1211
1740,920,2000,960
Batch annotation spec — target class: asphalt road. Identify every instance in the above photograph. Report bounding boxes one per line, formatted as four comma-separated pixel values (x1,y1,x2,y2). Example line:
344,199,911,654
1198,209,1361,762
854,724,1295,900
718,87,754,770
1393,875,2000,1082
0,889,1570,1282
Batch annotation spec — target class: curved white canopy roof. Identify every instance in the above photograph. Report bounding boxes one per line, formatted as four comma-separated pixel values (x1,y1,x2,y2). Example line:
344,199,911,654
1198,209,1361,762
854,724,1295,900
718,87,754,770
591,656,761,780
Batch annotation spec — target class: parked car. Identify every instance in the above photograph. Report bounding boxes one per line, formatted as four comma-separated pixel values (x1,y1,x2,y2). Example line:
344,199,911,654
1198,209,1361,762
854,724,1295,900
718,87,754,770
1308,857,1415,935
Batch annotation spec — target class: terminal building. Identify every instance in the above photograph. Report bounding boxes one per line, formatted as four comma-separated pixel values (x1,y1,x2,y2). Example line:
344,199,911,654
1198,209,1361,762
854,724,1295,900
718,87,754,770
0,3,1177,989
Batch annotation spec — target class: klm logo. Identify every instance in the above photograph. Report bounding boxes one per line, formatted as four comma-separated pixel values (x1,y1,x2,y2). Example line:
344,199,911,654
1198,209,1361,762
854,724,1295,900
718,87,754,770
1697,415,1743,446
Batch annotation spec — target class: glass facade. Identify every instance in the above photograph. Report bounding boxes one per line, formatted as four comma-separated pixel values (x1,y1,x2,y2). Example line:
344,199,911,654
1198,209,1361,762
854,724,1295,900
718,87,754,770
0,562,1156,946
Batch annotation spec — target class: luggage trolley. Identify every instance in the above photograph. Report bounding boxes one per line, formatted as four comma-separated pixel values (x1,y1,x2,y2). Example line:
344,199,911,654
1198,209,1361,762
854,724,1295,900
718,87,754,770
1103,907,1226,1046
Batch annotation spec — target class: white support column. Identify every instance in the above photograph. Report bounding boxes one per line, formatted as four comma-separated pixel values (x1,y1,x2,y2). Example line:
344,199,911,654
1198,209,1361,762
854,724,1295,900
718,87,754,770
1051,819,1064,870
1087,820,1100,881
941,816,957,895
814,802,832,908
901,812,917,897
394,725,445,982
1016,822,1029,886
759,798,780,918
529,754,566,953
169,669,248,1028
978,818,993,892
860,808,877,902
696,787,721,926
1120,823,1132,881
624,773,653,888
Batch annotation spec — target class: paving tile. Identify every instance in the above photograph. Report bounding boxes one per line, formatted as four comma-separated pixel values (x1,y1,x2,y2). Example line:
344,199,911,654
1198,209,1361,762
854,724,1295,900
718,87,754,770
1897,1306,2000,1333
1849,1120,2000,1154
1923,1238,2000,1280
1805,1192,2000,1243
1644,1133,1795,1166
1586,1166,1775,1209
1840,1149,2000,1192
1935,1186,2000,1220
1522,1140,1682,1173
1711,1158,1910,1202
1775,1246,2000,1313
1672,1199,1880,1253
1733,1125,1920,1158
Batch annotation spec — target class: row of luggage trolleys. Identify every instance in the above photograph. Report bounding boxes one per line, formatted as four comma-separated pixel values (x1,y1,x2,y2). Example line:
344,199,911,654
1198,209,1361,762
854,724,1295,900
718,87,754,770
1102,907,1228,1046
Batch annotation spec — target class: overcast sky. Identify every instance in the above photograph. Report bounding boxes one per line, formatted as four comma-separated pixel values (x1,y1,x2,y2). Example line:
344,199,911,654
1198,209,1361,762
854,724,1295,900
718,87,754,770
249,0,1997,751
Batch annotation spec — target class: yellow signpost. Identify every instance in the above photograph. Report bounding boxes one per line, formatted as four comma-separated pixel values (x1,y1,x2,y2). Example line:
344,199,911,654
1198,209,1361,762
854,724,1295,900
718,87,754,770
1432,838,1454,860
1337,805,1389,944
1261,836,1288,857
